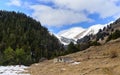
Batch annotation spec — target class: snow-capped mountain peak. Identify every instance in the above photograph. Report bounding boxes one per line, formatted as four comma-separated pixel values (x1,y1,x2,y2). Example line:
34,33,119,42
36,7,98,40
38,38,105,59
57,24,107,45
78,24,107,39
88,24,107,34
58,27,86,39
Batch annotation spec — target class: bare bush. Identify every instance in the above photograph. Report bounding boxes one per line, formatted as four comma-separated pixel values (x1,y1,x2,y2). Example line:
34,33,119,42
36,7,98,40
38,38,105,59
110,50,118,58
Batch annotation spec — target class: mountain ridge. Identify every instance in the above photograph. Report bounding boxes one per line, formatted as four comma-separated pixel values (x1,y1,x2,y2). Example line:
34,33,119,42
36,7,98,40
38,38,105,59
57,24,108,45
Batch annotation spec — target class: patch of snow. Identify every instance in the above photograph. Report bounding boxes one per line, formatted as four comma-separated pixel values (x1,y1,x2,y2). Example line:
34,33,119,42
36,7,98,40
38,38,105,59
0,65,30,75
61,68,66,71
71,62,81,65
35,64,38,66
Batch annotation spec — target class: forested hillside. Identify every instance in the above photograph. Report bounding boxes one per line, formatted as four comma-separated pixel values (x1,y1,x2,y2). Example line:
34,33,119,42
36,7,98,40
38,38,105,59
0,10,64,65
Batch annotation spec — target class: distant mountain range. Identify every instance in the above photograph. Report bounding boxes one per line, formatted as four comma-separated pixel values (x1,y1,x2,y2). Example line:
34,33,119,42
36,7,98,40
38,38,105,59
56,24,109,45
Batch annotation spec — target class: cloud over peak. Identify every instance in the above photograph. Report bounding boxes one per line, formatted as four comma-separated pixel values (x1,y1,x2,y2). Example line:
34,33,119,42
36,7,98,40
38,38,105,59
29,0,120,27
6,0,120,27
30,4,92,27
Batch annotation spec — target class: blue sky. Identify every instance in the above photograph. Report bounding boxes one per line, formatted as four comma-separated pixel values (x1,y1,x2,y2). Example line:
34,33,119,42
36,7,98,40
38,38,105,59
0,0,120,34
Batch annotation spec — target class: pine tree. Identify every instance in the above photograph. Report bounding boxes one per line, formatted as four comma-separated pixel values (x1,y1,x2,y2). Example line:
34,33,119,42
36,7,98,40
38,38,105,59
3,47,15,65
67,42,78,53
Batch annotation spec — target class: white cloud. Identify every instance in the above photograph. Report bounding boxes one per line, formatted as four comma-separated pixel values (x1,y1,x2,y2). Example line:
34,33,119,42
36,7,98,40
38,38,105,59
30,5,92,27
30,0,120,27
6,0,21,7
50,0,120,18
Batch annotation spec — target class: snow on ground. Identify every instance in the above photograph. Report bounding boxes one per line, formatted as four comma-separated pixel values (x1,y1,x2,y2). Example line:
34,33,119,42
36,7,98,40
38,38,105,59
71,62,81,65
0,65,30,75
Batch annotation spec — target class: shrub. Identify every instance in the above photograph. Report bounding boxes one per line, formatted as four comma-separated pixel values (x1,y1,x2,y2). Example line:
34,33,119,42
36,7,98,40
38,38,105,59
90,41,101,46
106,30,120,42
110,50,118,58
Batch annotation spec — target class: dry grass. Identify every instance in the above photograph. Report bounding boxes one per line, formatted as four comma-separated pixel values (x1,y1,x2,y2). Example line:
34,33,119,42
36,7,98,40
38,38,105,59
109,50,118,58
29,39,120,75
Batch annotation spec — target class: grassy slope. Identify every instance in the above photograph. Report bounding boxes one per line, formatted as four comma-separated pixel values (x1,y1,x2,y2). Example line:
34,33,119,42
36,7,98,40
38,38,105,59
29,38,120,75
